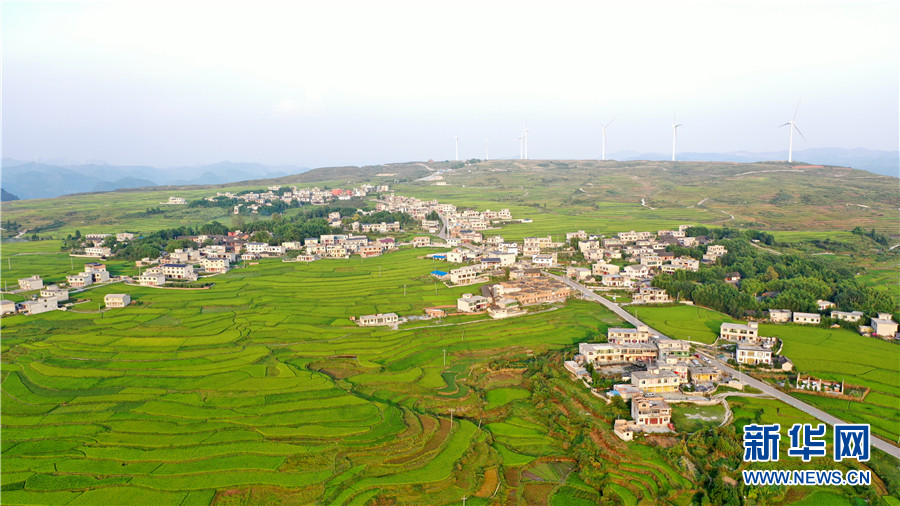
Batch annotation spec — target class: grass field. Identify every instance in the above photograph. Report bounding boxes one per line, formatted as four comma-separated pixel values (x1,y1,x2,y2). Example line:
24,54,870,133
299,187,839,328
625,304,736,344
671,403,726,433
761,323,900,441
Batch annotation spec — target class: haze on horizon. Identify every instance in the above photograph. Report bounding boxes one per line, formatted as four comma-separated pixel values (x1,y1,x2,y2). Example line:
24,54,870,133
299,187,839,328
3,0,898,169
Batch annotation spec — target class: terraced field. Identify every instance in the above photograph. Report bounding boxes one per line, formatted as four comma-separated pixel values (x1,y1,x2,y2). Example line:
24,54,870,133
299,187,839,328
1,248,628,503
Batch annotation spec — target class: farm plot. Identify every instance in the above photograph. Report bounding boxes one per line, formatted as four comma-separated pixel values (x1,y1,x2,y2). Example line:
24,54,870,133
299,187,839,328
625,304,735,344
1,246,627,503
760,324,900,441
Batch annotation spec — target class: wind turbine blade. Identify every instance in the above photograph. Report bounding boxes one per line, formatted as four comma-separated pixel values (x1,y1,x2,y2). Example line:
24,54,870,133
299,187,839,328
606,119,614,128
792,99,801,121
793,124,807,141
676,124,683,128
778,123,791,127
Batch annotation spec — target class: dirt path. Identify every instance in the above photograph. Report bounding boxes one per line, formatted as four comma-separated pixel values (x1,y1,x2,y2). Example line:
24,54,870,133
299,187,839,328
640,198,656,211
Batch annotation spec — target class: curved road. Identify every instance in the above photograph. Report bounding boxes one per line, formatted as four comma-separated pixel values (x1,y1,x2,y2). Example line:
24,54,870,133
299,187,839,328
546,272,900,459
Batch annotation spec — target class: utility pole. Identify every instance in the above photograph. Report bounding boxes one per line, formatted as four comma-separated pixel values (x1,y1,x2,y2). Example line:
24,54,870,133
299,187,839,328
449,408,455,428
462,497,468,506
443,348,447,367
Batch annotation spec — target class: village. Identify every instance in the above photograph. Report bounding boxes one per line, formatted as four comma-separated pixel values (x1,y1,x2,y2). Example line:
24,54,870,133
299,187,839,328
3,191,898,441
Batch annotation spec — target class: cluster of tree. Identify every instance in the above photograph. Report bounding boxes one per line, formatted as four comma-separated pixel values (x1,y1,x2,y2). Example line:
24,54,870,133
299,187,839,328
4,220,22,233
189,193,300,215
654,231,895,318
426,210,440,221
145,206,164,215
58,204,418,260
683,226,776,246
361,210,417,228
850,226,890,247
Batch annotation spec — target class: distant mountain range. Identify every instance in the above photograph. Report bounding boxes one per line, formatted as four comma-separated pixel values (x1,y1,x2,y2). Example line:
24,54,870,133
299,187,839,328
1,188,20,201
0,160,310,200
2,147,895,200
608,147,898,177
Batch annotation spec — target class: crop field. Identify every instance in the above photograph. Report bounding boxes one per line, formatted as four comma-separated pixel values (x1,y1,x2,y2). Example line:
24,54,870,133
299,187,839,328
670,402,726,433
1,240,141,287
760,324,900,441
624,304,735,344
1,158,897,503
0,247,634,503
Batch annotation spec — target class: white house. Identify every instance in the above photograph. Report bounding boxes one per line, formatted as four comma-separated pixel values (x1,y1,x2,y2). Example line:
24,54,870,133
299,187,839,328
720,322,759,341
66,273,94,288
245,242,268,254
357,313,399,326
85,247,112,258
17,275,44,291
831,310,864,323
793,312,821,325
871,317,898,338
457,294,490,313
736,344,773,365
816,300,836,311
531,253,557,268
136,273,166,287
200,257,230,273
1,300,17,315
104,294,131,308
768,309,792,323
20,297,58,315
160,263,196,280
40,285,69,302
449,265,483,285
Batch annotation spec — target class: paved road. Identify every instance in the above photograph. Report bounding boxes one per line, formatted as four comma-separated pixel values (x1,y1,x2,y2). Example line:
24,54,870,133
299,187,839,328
544,272,668,335
709,356,899,458
547,272,900,458
435,213,479,252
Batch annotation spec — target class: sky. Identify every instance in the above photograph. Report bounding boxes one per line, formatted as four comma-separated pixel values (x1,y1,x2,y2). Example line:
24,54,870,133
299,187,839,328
3,0,899,168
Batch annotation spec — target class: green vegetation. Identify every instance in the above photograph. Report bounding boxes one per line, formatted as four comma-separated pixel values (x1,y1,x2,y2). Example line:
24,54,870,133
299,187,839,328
670,402,726,433
652,230,897,317
0,248,632,503
762,323,900,441
1,159,897,503
626,304,733,344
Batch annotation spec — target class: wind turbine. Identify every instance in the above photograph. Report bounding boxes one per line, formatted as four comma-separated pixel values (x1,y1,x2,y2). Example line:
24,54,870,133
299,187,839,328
485,138,489,161
455,136,459,161
518,135,524,160
780,100,806,163
601,119,614,161
671,115,682,162
521,123,529,160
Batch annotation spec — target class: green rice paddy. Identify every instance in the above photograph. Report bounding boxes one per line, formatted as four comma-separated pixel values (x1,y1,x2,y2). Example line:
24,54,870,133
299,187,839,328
1,247,625,503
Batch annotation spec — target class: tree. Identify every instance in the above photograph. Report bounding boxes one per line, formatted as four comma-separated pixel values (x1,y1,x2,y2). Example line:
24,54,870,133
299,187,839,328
763,265,779,281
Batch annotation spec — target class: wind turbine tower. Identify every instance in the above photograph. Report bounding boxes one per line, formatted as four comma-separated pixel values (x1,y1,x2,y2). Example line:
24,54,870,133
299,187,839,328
601,119,614,161
485,138,489,161
671,115,683,162
780,100,806,163
455,136,459,161
522,124,529,160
